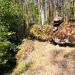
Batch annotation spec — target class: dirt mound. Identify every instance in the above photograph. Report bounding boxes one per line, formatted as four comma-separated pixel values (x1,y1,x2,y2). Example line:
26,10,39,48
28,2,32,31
29,24,53,41
53,21,75,44
12,40,75,75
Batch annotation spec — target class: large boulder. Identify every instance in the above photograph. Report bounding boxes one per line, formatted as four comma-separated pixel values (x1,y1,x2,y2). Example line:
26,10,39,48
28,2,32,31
29,24,53,41
53,21,75,45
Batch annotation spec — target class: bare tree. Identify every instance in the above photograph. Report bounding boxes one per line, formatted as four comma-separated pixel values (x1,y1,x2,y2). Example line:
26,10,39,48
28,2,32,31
38,0,45,25
70,0,75,20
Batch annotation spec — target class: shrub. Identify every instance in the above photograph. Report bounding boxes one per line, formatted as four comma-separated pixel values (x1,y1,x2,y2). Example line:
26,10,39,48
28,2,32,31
29,24,53,41
0,0,23,74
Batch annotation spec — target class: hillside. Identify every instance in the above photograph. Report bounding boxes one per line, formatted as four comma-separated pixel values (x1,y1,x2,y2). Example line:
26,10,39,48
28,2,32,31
12,39,75,75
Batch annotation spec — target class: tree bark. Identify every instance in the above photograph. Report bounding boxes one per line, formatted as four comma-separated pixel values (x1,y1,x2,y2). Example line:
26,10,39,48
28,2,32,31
38,0,45,25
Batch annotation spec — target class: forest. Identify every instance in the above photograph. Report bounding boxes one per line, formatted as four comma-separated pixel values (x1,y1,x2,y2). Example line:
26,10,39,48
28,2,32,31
0,0,75,75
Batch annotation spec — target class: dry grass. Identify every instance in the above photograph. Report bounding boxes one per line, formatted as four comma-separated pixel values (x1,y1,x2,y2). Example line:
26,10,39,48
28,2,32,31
12,39,75,75
16,39,34,61
29,24,53,41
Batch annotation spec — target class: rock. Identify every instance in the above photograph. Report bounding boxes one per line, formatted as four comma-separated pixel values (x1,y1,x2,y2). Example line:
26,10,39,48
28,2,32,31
53,21,75,45
53,17,63,32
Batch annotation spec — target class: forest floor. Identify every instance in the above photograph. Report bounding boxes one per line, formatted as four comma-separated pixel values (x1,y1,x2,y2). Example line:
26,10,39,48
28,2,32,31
12,39,75,75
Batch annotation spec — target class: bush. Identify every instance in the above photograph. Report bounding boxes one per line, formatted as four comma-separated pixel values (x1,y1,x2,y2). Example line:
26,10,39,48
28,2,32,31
0,0,24,74
29,24,53,41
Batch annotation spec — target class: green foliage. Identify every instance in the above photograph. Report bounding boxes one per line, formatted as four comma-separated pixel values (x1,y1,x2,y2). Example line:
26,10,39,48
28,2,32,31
0,0,24,74
23,0,39,24
0,23,16,65
0,0,25,38
33,4,39,23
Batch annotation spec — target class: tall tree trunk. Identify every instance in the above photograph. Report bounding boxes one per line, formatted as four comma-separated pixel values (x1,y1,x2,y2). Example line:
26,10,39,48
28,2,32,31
74,1,75,18
69,0,75,20
46,0,52,24
38,0,45,25
23,0,29,29
73,0,75,19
